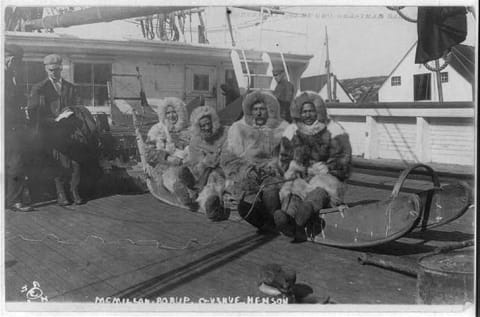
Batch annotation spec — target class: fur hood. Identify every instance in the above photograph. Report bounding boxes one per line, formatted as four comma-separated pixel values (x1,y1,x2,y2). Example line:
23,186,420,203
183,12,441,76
190,105,221,136
149,97,188,132
291,91,327,123
242,90,282,129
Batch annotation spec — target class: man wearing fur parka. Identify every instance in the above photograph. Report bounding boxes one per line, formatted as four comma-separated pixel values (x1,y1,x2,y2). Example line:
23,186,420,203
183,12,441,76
276,91,352,241
220,90,289,230
145,97,193,205
146,97,190,165
175,106,229,220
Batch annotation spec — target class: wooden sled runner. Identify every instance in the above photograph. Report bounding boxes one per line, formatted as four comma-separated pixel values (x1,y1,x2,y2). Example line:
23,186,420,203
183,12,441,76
132,110,194,210
307,164,472,248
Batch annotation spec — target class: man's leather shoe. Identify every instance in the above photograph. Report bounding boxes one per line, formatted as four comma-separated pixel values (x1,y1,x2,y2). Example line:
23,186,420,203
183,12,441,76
10,203,34,212
57,193,71,206
72,190,84,205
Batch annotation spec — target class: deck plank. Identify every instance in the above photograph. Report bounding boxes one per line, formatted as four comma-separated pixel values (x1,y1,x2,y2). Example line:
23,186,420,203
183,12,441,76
6,226,93,298
4,172,474,304
6,211,120,301
9,210,144,297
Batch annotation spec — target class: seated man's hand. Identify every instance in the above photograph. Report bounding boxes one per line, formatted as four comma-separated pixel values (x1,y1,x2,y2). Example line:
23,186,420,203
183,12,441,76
146,147,163,166
223,192,237,210
166,155,182,165
284,160,307,180
264,159,282,177
223,190,246,211
202,152,220,168
165,142,176,154
246,165,259,181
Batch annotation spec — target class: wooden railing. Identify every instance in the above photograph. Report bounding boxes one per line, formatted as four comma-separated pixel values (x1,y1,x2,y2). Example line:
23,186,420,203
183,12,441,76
326,102,475,166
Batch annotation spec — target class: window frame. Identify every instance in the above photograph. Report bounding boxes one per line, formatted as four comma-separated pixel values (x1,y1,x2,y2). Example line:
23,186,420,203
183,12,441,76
391,76,401,86
185,65,216,97
73,62,112,107
440,72,449,83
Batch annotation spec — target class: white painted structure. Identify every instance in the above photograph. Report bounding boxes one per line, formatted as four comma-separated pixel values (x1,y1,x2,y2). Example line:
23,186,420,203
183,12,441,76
329,103,475,166
5,32,312,113
378,42,475,102
6,33,475,167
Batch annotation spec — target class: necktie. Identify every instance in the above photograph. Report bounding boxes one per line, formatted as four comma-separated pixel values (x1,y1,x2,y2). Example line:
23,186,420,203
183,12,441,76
52,80,62,94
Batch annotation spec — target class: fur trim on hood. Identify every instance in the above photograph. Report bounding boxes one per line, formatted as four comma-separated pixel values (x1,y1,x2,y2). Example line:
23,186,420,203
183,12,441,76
291,91,327,123
190,105,221,136
149,97,188,132
242,90,282,129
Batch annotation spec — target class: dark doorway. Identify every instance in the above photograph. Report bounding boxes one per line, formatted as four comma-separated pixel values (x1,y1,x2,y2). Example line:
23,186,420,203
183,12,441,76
413,73,432,101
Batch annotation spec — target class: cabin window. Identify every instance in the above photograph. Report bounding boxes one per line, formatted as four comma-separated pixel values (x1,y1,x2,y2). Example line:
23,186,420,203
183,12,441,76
391,76,401,86
440,72,449,83
186,65,216,96
73,63,112,107
193,74,210,91
17,61,45,96
413,73,431,101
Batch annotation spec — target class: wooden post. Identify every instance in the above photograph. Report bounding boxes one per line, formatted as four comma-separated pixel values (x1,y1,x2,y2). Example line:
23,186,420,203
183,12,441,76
416,116,431,163
365,115,378,159
435,59,444,103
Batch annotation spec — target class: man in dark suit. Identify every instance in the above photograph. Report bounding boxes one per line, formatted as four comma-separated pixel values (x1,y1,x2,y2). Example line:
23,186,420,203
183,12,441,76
5,44,33,212
272,67,294,123
28,54,83,205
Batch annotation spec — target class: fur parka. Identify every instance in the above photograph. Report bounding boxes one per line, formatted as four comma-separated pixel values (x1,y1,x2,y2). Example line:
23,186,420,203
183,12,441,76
187,106,229,212
221,90,288,199
279,92,352,208
188,106,227,175
222,90,289,164
146,97,190,162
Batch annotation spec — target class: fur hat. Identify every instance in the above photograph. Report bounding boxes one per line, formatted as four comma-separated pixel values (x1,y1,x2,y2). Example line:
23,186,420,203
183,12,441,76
242,90,282,128
291,91,327,123
149,97,188,132
189,105,221,136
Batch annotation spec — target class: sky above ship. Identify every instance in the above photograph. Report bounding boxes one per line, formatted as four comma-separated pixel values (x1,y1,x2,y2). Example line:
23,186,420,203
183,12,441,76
50,6,477,79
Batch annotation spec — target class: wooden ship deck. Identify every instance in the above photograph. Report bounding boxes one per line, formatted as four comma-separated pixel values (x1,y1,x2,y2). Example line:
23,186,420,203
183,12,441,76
4,169,475,306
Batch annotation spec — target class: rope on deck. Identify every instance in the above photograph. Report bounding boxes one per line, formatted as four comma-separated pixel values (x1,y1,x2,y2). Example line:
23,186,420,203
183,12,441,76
5,233,206,250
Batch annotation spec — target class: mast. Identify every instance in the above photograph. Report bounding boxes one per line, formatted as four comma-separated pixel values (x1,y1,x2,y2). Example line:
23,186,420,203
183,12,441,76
225,8,236,47
434,59,444,102
325,26,333,102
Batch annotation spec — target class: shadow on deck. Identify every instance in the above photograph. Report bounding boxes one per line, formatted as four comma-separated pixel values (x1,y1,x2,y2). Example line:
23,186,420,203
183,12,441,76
113,233,276,299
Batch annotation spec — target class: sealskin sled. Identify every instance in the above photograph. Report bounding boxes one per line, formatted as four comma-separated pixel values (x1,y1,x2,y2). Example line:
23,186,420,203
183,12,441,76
132,110,194,210
130,67,205,211
307,164,472,248
132,92,471,247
